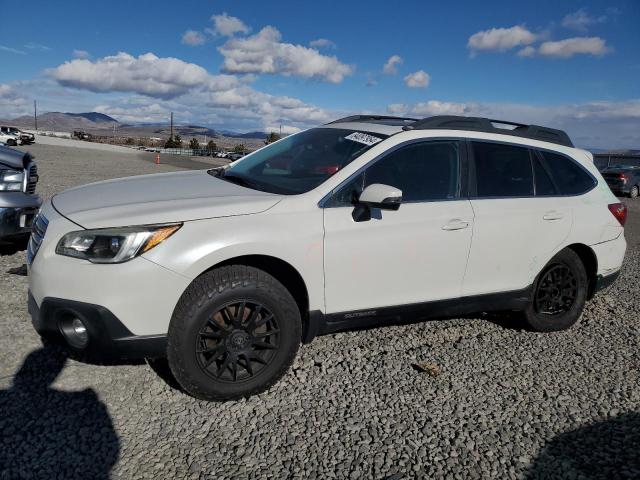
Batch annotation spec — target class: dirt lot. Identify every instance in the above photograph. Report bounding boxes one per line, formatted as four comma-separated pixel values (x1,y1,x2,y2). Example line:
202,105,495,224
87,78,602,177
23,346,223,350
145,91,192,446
1,142,638,479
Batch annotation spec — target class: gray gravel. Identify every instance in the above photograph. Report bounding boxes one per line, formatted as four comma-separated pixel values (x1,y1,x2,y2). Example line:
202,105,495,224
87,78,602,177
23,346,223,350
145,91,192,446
1,142,639,479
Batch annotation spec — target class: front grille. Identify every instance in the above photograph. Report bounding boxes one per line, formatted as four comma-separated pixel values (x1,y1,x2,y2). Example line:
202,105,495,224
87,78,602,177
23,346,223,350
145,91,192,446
27,214,48,265
25,163,38,194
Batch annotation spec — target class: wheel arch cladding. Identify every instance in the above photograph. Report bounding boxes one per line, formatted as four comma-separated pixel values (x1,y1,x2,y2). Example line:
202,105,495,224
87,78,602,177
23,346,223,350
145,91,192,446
566,243,598,298
199,254,310,334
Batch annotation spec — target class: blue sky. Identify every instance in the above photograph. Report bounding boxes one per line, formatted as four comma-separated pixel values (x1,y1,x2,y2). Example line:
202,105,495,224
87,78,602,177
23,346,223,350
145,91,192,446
0,0,639,148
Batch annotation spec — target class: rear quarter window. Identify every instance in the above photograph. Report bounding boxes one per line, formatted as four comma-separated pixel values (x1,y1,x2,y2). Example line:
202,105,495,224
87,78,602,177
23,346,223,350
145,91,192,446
537,150,596,195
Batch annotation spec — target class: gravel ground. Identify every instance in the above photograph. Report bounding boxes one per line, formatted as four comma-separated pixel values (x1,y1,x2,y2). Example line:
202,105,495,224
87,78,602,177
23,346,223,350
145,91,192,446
0,143,638,479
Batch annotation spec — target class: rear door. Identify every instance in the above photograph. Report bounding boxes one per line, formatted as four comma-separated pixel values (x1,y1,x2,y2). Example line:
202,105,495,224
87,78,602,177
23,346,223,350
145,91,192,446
462,141,573,296
323,140,474,314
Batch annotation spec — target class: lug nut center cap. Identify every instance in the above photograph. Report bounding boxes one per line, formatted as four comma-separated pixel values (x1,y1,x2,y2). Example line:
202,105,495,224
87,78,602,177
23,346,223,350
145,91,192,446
228,331,250,351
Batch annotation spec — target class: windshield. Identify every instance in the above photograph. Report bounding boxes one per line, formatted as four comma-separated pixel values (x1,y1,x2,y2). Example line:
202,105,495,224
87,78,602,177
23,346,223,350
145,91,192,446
217,128,388,194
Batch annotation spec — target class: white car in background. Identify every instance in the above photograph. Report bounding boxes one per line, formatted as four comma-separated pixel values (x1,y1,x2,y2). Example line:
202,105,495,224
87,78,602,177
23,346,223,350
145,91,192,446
27,115,627,401
0,131,21,146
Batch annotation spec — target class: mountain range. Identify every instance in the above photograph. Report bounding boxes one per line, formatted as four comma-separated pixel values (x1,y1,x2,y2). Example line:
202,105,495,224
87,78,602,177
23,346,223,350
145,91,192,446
0,111,269,140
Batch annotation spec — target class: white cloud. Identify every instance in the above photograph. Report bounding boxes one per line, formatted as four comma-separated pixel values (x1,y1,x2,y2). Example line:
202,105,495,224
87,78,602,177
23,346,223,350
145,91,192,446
309,38,336,49
468,26,537,54
0,45,26,55
218,26,354,83
24,42,50,51
0,83,30,117
404,70,430,88
387,103,408,115
538,37,609,58
517,46,536,57
93,102,171,124
383,55,403,75
48,52,226,99
562,9,606,32
181,30,206,46
410,100,468,116
209,13,250,37
73,49,91,59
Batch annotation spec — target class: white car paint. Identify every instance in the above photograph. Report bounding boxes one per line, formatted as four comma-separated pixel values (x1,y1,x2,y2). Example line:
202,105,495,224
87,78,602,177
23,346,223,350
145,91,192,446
0,132,20,146
29,123,626,337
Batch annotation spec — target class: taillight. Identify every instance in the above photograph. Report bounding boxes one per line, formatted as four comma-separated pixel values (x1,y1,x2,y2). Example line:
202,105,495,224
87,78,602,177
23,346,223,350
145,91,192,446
620,174,628,183
608,203,627,227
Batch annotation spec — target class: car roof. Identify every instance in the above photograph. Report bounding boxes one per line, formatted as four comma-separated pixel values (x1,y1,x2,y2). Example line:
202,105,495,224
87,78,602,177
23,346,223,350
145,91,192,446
321,122,407,136
323,115,574,148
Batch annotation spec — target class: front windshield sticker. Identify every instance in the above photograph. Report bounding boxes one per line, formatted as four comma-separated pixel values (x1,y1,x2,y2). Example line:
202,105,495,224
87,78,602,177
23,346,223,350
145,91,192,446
345,132,383,146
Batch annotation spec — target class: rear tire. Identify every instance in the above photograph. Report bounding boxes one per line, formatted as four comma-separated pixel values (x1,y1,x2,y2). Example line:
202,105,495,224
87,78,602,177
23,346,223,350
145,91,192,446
167,265,301,401
523,249,588,332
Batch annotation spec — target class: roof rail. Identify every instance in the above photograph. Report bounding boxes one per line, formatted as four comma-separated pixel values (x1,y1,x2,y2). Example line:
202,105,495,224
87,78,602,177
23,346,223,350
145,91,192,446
327,115,418,124
404,115,574,148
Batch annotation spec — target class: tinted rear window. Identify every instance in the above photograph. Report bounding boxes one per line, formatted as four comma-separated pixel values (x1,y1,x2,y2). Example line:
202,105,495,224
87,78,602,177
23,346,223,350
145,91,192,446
537,150,596,195
472,142,533,198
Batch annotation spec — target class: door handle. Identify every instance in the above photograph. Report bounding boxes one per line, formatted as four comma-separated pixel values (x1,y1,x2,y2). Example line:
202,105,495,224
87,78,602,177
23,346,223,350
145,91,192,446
543,211,564,221
442,219,469,231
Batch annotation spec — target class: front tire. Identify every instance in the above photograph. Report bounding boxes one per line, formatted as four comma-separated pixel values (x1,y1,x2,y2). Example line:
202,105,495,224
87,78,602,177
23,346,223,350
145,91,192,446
523,249,588,332
630,185,639,199
167,265,301,401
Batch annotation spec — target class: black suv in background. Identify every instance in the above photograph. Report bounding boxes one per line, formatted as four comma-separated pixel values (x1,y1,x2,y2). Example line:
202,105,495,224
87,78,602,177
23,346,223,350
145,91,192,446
602,166,640,198
0,146,41,255
595,153,640,198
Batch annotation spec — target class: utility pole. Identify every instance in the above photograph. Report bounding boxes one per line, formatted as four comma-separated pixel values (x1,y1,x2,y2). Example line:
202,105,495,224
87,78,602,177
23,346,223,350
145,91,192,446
170,112,174,140
279,124,282,137
34,100,37,131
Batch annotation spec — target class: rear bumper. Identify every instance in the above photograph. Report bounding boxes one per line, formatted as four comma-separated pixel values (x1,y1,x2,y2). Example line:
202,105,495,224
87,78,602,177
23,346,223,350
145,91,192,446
593,270,621,294
28,292,167,361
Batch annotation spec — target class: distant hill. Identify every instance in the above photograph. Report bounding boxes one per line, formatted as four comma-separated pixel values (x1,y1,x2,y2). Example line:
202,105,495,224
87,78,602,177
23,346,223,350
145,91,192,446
0,111,269,148
63,112,119,123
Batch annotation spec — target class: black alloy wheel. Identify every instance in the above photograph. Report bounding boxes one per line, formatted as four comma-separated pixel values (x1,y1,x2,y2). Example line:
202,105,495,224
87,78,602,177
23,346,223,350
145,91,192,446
167,265,301,401
196,301,279,382
534,264,578,316
522,248,588,332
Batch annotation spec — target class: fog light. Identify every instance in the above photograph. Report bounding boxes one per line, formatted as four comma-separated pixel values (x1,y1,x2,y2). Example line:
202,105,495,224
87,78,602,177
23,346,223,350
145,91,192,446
59,316,89,349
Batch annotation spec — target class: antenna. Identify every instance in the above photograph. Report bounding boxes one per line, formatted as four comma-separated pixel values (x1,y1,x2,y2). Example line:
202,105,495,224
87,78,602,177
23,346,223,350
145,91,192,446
34,100,37,131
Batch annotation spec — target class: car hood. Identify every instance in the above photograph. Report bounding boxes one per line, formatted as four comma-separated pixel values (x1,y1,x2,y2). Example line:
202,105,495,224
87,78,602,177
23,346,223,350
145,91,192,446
52,170,282,229
0,145,30,169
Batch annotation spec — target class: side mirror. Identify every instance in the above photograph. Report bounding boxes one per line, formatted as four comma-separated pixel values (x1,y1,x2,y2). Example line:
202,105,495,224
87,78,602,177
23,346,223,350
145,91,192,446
358,183,402,210
352,184,402,222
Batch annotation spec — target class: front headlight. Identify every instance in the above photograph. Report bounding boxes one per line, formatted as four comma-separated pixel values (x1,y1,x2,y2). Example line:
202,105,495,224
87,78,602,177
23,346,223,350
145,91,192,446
0,169,25,192
56,224,182,263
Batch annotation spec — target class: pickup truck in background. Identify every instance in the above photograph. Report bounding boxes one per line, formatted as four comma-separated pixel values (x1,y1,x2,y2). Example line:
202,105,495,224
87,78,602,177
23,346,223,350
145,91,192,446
0,146,41,255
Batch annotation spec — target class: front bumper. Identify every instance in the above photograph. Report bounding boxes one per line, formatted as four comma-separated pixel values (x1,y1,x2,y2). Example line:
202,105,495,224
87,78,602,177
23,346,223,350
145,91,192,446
29,201,191,338
28,292,167,360
0,204,40,245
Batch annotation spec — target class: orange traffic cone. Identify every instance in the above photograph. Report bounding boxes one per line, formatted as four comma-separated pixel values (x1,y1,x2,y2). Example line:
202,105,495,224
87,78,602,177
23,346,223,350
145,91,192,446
155,152,161,165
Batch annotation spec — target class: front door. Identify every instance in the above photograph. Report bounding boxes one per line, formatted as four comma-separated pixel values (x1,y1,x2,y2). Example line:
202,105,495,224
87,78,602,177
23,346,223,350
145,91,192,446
322,140,474,314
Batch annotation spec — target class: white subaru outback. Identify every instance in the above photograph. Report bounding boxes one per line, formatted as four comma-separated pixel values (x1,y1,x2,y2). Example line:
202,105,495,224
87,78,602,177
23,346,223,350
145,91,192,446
27,115,627,401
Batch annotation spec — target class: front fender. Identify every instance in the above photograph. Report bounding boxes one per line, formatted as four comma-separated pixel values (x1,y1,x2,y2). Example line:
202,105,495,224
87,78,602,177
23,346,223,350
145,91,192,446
142,210,326,312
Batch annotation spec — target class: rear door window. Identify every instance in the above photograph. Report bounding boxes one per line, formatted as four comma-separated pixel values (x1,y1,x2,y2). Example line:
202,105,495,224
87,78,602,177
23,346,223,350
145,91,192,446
537,150,596,195
472,142,534,198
